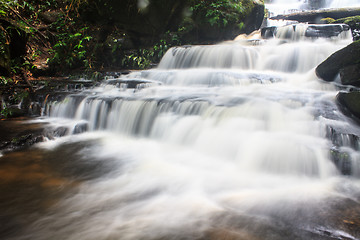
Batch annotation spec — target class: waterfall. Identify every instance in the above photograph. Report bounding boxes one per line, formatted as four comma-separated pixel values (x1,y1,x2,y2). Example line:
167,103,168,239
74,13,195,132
327,0,360,8
45,21,357,177
21,2,360,240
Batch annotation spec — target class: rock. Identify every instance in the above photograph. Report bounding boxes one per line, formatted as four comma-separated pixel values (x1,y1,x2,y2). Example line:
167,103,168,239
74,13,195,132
244,1,265,35
339,64,360,87
336,91,360,123
178,0,265,43
316,40,360,82
261,24,350,39
78,0,189,46
305,24,350,38
73,122,88,134
332,15,360,40
330,148,352,176
261,26,277,39
39,10,62,24
271,8,360,24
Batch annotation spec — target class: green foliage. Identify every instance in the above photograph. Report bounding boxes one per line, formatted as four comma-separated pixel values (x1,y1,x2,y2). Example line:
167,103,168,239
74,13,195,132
0,76,12,85
48,24,93,70
121,31,180,69
0,106,12,118
189,0,250,27
122,50,152,69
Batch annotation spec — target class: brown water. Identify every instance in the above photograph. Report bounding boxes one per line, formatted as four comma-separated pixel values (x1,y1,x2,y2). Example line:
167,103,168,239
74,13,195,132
1,118,360,240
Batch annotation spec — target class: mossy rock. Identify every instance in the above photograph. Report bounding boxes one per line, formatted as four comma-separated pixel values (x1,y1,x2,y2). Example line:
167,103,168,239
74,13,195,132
334,15,360,27
339,64,360,87
320,17,335,24
316,40,360,82
183,0,264,42
336,91,360,123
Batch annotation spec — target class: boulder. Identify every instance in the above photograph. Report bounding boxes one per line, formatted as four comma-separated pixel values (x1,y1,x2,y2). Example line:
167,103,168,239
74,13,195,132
185,0,265,42
244,1,265,35
305,24,350,38
316,40,360,82
336,91,360,123
339,64,360,87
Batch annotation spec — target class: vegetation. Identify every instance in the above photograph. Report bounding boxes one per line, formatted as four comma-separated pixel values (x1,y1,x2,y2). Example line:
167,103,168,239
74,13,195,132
189,0,253,28
321,15,360,40
0,0,264,118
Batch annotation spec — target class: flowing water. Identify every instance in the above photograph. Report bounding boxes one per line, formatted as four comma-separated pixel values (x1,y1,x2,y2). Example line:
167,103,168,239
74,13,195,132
267,0,360,16
2,2,360,240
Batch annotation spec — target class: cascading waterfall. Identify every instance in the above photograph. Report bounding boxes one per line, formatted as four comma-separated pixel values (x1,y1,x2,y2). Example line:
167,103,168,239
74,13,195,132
266,0,360,16
327,0,360,8
17,2,360,240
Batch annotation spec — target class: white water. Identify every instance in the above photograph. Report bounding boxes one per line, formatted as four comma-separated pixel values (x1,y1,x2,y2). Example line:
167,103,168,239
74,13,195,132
18,3,360,240
328,0,360,8
267,0,360,16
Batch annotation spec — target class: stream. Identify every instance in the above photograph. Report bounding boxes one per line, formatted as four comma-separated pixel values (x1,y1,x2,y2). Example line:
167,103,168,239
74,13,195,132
1,1,360,240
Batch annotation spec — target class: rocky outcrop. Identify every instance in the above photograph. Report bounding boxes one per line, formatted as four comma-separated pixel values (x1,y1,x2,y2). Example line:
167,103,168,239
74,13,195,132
271,8,360,24
78,0,189,46
244,1,265,34
305,24,350,38
329,15,360,40
261,24,350,39
78,0,265,45
316,40,360,83
188,0,265,42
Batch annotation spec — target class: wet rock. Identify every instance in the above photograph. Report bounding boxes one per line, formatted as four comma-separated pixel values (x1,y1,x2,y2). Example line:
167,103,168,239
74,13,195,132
329,15,360,40
316,40,360,82
336,91,360,123
261,24,350,39
305,24,350,38
73,123,88,134
106,79,161,89
326,125,360,150
330,148,352,175
339,64,360,87
45,127,69,139
261,26,277,39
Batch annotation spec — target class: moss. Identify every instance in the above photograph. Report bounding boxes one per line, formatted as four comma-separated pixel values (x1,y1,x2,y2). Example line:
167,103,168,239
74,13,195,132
337,91,360,122
334,15,360,25
321,17,335,24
